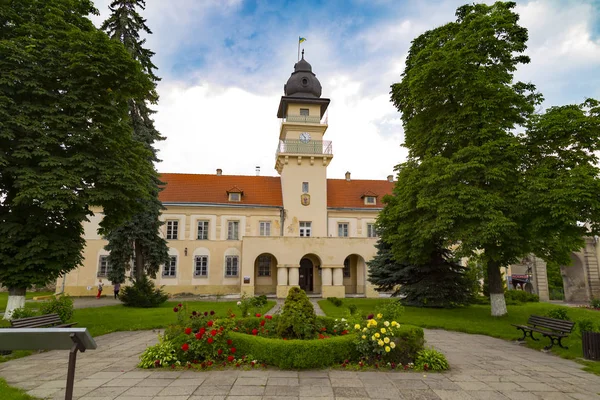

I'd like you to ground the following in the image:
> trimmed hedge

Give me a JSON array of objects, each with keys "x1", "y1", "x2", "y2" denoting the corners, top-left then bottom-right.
[
  {"x1": 229, "y1": 331, "x2": 358, "y2": 369},
  {"x1": 234, "y1": 315, "x2": 338, "y2": 337},
  {"x1": 393, "y1": 325, "x2": 425, "y2": 364}
]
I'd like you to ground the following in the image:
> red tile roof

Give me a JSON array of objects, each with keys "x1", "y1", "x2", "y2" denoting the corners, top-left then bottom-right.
[{"x1": 158, "y1": 173, "x2": 394, "y2": 209}]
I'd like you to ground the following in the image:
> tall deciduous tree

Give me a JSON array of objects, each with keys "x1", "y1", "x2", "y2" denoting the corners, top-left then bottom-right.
[
  {"x1": 383, "y1": 1, "x2": 600, "y2": 316},
  {"x1": 101, "y1": 0, "x2": 169, "y2": 283},
  {"x1": 0, "y1": 0, "x2": 155, "y2": 318}
]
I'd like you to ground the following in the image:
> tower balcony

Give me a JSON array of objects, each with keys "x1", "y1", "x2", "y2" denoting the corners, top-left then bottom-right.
[
  {"x1": 276, "y1": 139, "x2": 332, "y2": 156},
  {"x1": 280, "y1": 114, "x2": 327, "y2": 124}
]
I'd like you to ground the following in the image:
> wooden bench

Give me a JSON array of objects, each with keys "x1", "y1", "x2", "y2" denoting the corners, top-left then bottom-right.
[
  {"x1": 10, "y1": 313, "x2": 77, "y2": 329},
  {"x1": 512, "y1": 315, "x2": 574, "y2": 350}
]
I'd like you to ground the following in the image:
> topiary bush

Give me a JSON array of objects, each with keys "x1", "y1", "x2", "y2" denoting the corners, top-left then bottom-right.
[
  {"x1": 120, "y1": 275, "x2": 169, "y2": 308},
  {"x1": 39, "y1": 295, "x2": 74, "y2": 322},
  {"x1": 327, "y1": 297, "x2": 343, "y2": 307},
  {"x1": 276, "y1": 287, "x2": 316, "y2": 339}
]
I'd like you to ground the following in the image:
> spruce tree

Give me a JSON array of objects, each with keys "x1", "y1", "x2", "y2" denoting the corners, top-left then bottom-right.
[{"x1": 101, "y1": 0, "x2": 169, "y2": 282}]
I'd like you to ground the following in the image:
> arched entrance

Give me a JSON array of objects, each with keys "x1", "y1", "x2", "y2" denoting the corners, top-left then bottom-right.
[
  {"x1": 343, "y1": 254, "x2": 367, "y2": 294},
  {"x1": 561, "y1": 253, "x2": 588, "y2": 303},
  {"x1": 254, "y1": 253, "x2": 277, "y2": 295},
  {"x1": 299, "y1": 254, "x2": 321, "y2": 294}
]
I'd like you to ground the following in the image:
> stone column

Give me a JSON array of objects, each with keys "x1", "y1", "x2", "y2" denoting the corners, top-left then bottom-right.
[
  {"x1": 288, "y1": 265, "x2": 300, "y2": 286},
  {"x1": 322, "y1": 266, "x2": 345, "y2": 298},
  {"x1": 277, "y1": 265, "x2": 288, "y2": 286},
  {"x1": 333, "y1": 268, "x2": 343, "y2": 286},
  {"x1": 531, "y1": 256, "x2": 549, "y2": 302},
  {"x1": 321, "y1": 268, "x2": 332, "y2": 286}
]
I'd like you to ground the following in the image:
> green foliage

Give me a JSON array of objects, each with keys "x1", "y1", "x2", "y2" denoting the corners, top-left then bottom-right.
[
  {"x1": 327, "y1": 297, "x2": 343, "y2": 307},
  {"x1": 348, "y1": 304, "x2": 358, "y2": 316},
  {"x1": 375, "y1": 299, "x2": 404, "y2": 321},
  {"x1": 504, "y1": 291, "x2": 539, "y2": 304},
  {"x1": 138, "y1": 335, "x2": 179, "y2": 368},
  {"x1": 39, "y1": 296, "x2": 74, "y2": 322},
  {"x1": 119, "y1": 276, "x2": 168, "y2": 308},
  {"x1": 249, "y1": 295, "x2": 268, "y2": 309},
  {"x1": 276, "y1": 288, "x2": 317, "y2": 339},
  {"x1": 229, "y1": 331, "x2": 357, "y2": 369},
  {"x1": 578, "y1": 319, "x2": 596, "y2": 334},
  {"x1": 414, "y1": 348, "x2": 449, "y2": 371},
  {"x1": 546, "y1": 262, "x2": 565, "y2": 300},
  {"x1": 0, "y1": 377, "x2": 39, "y2": 400},
  {"x1": 9, "y1": 308, "x2": 37, "y2": 320},
  {"x1": 547, "y1": 308, "x2": 570, "y2": 321},
  {"x1": 0, "y1": 0, "x2": 155, "y2": 305},
  {"x1": 591, "y1": 298, "x2": 600, "y2": 309},
  {"x1": 236, "y1": 294, "x2": 266, "y2": 317}
]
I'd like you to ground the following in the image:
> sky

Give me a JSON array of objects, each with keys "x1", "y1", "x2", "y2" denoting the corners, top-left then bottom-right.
[{"x1": 90, "y1": 0, "x2": 600, "y2": 181}]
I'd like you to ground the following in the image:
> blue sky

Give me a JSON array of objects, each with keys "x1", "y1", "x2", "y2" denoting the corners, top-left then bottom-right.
[{"x1": 91, "y1": 0, "x2": 600, "y2": 180}]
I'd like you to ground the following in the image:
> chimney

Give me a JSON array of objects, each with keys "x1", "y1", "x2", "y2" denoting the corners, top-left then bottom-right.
[
  {"x1": 256, "y1": 166, "x2": 260, "y2": 176},
  {"x1": 387, "y1": 175, "x2": 393, "y2": 182},
  {"x1": 216, "y1": 168, "x2": 222, "y2": 176},
  {"x1": 345, "y1": 171, "x2": 351, "y2": 181}
]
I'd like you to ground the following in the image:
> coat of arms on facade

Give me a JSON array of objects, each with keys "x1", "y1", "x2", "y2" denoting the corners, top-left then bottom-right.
[{"x1": 301, "y1": 194, "x2": 310, "y2": 206}]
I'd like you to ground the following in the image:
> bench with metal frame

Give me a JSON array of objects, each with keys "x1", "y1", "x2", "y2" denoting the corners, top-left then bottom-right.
[
  {"x1": 10, "y1": 313, "x2": 77, "y2": 328},
  {"x1": 0, "y1": 328, "x2": 96, "y2": 400},
  {"x1": 512, "y1": 314, "x2": 574, "y2": 350}
]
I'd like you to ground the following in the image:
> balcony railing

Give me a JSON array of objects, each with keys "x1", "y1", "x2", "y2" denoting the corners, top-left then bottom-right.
[
  {"x1": 281, "y1": 114, "x2": 324, "y2": 124},
  {"x1": 276, "y1": 139, "x2": 332, "y2": 156}
]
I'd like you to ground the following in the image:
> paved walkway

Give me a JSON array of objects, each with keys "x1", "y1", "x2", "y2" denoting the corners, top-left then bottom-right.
[{"x1": 1, "y1": 328, "x2": 600, "y2": 400}]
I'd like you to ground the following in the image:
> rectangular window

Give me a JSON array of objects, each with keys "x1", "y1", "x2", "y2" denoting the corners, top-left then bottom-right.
[
  {"x1": 225, "y1": 256, "x2": 239, "y2": 277},
  {"x1": 228, "y1": 221, "x2": 239, "y2": 240},
  {"x1": 194, "y1": 255, "x2": 208, "y2": 277},
  {"x1": 259, "y1": 221, "x2": 271, "y2": 236},
  {"x1": 197, "y1": 220, "x2": 209, "y2": 240},
  {"x1": 367, "y1": 223, "x2": 377, "y2": 238},
  {"x1": 343, "y1": 259, "x2": 351, "y2": 278},
  {"x1": 302, "y1": 182, "x2": 309, "y2": 193},
  {"x1": 229, "y1": 193, "x2": 241, "y2": 202},
  {"x1": 300, "y1": 108, "x2": 309, "y2": 116},
  {"x1": 257, "y1": 255, "x2": 271, "y2": 277},
  {"x1": 299, "y1": 221, "x2": 312, "y2": 237},
  {"x1": 163, "y1": 256, "x2": 177, "y2": 277},
  {"x1": 97, "y1": 256, "x2": 112, "y2": 277},
  {"x1": 338, "y1": 223, "x2": 349, "y2": 237},
  {"x1": 166, "y1": 220, "x2": 178, "y2": 240},
  {"x1": 365, "y1": 196, "x2": 376, "y2": 205}
]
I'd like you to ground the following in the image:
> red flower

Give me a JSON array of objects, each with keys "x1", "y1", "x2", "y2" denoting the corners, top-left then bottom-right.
[
  {"x1": 199, "y1": 328, "x2": 206, "y2": 335},
  {"x1": 173, "y1": 307, "x2": 178, "y2": 312},
  {"x1": 195, "y1": 332, "x2": 202, "y2": 340},
  {"x1": 227, "y1": 339, "x2": 233, "y2": 346},
  {"x1": 207, "y1": 320, "x2": 214, "y2": 327},
  {"x1": 321, "y1": 327, "x2": 326, "y2": 331},
  {"x1": 252, "y1": 329, "x2": 258, "y2": 335},
  {"x1": 318, "y1": 334, "x2": 325, "y2": 339},
  {"x1": 207, "y1": 337, "x2": 214, "y2": 344},
  {"x1": 210, "y1": 310, "x2": 215, "y2": 315},
  {"x1": 255, "y1": 313, "x2": 261, "y2": 317},
  {"x1": 184, "y1": 327, "x2": 192, "y2": 335},
  {"x1": 192, "y1": 311, "x2": 197, "y2": 316},
  {"x1": 265, "y1": 315, "x2": 272, "y2": 320},
  {"x1": 260, "y1": 320, "x2": 265, "y2": 326},
  {"x1": 207, "y1": 361, "x2": 213, "y2": 366},
  {"x1": 230, "y1": 347, "x2": 236, "y2": 354},
  {"x1": 219, "y1": 327, "x2": 224, "y2": 332},
  {"x1": 218, "y1": 349, "x2": 223, "y2": 355},
  {"x1": 178, "y1": 303, "x2": 182, "y2": 307},
  {"x1": 210, "y1": 329, "x2": 217, "y2": 336},
  {"x1": 181, "y1": 343, "x2": 189, "y2": 352},
  {"x1": 204, "y1": 311, "x2": 208, "y2": 316},
  {"x1": 227, "y1": 355, "x2": 234, "y2": 362}
]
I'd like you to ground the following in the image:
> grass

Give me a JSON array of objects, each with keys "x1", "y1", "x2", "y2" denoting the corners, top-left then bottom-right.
[
  {"x1": 319, "y1": 298, "x2": 600, "y2": 374},
  {"x1": 0, "y1": 292, "x2": 54, "y2": 313},
  {"x1": 0, "y1": 378, "x2": 38, "y2": 400}
]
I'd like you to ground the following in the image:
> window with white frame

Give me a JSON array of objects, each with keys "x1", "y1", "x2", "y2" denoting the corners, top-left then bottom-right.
[
  {"x1": 97, "y1": 255, "x2": 112, "y2": 277},
  {"x1": 166, "y1": 220, "x2": 178, "y2": 240},
  {"x1": 225, "y1": 255, "x2": 239, "y2": 277},
  {"x1": 299, "y1": 221, "x2": 312, "y2": 237},
  {"x1": 228, "y1": 192, "x2": 241, "y2": 202},
  {"x1": 364, "y1": 196, "x2": 376, "y2": 205},
  {"x1": 257, "y1": 255, "x2": 271, "y2": 277},
  {"x1": 259, "y1": 221, "x2": 271, "y2": 236},
  {"x1": 367, "y1": 223, "x2": 377, "y2": 238},
  {"x1": 197, "y1": 220, "x2": 209, "y2": 240},
  {"x1": 338, "y1": 223, "x2": 349, "y2": 237},
  {"x1": 163, "y1": 255, "x2": 177, "y2": 277},
  {"x1": 302, "y1": 182, "x2": 309, "y2": 193},
  {"x1": 228, "y1": 221, "x2": 239, "y2": 240},
  {"x1": 194, "y1": 255, "x2": 208, "y2": 277},
  {"x1": 343, "y1": 258, "x2": 351, "y2": 278}
]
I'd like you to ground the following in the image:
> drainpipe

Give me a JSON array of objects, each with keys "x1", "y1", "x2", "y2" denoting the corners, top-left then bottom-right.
[{"x1": 280, "y1": 207, "x2": 285, "y2": 236}]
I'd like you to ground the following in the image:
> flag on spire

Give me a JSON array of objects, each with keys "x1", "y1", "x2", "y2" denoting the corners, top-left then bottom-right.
[{"x1": 299, "y1": 37, "x2": 307, "y2": 44}]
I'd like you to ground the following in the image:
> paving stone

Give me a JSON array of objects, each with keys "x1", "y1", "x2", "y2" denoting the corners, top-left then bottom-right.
[
  {"x1": 263, "y1": 396, "x2": 301, "y2": 400},
  {"x1": 200, "y1": 376, "x2": 236, "y2": 386},
  {"x1": 121, "y1": 385, "x2": 164, "y2": 396},
  {"x1": 158, "y1": 384, "x2": 200, "y2": 396},
  {"x1": 433, "y1": 389, "x2": 476, "y2": 399},
  {"x1": 103, "y1": 378, "x2": 144, "y2": 387},
  {"x1": 267, "y1": 377, "x2": 299, "y2": 386},
  {"x1": 497, "y1": 392, "x2": 540, "y2": 400},
  {"x1": 392, "y1": 379, "x2": 429, "y2": 390},
  {"x1": 81, "y1": 385, "x2": 129, "y2": 397},
  {"x1": 425, "y1": 381, "x2": 463, "y2": 390},
  {"x1": 333, "y1": 386, "x2": 370, "y2": 397},
  {"x1": 364, "y1": 385, "x2": 400, "y2": 398},
  {"x1": 233, "y1": 376, "x2": 267, "y2": 386},
  {"x1": 193, "y1": 385, "x2": 231, "y2": 396},
  {"x1": 264, "y1": 385, "x2": 300, "y2": 396},
  {"x1": 331, "y1": 378, "x2": 364, "y2": 387},
  {"x1": 26, "y1": 387, "x2": 63, "y2": 398},
  {"x1": 188, "y1": 396, "x2": 226, "y2": 400},
  {"x1": 467, "y1": 391, "x2": 510, "y2": 400},
  {"x1": 486, "y1": 382, "x2": 527, "y2": 392},
  {"x1": 134, "y1": 378, "x2": 175, "y2": 387},
  {"x1": 299, "y1": 377, "x2": 331, "y2": 386},
  {"x1": 153, "y1": 397, "x2": 191, "y2": 400},
  {"x1": 397, "y1": 389, "x2": 442, "y2": 400},
  {"x1": 299, "y1": 385, "x2": 334, "y2": 397}
]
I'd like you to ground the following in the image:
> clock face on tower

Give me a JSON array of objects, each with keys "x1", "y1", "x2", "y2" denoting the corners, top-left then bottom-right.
[{"x1": 299, "y1": 132, "x2": 311, "y2": 143}]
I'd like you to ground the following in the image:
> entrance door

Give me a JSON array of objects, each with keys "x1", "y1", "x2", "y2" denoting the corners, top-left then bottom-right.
[{"x1": 299, "y1": 258, "x2": 313, "y2": 292}]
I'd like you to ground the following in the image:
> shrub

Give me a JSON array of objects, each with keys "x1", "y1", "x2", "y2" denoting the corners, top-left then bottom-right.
[
  {"x1": 39, "y1": 295, "x2": 74, "y2": 322},
  {"x1": 229, "y1": 331, "x2": 357, "y2": 369},
  {"x1": 249, "y1": 295, "x2": 268, "y2": 309},
  {"x1": 578, "y1": 319, "x2": 596, "y2": 334},
  {"x1": 348, "y1": 304, "x2": 358, "y2": 316},
  {"x1": 9, "y1": 307, "x2": 37, "y2": 320},
  {"x1": 414, "y1": 348, "x2": 449, "y2": 371},
  {"x1": 591, "y1": 298, "x2": 600, "y2": 309},
  {"x1": 139, "y1": 335, "x2": 179, "y2": 368},
  {"x1": 327, "y1": 297, "x2": 343, "y2": 307},
  {"x1": 376, "y1": 299, "x2": 404, "y2": 321},
  {"x1": 504, "y1": 291, "x2": 539, "y2": 303},
  {"x1": 120, "y1": 275, "x2": 169, "y2": 308},
  {"x1": 547, "y1": 308, "x2": 570, "y2": 321},
  {"x1": 276, "y1": 288, "x2": 316, "y2": 339}
]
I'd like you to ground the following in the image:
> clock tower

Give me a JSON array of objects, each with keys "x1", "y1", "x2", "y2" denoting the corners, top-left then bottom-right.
[{"x1": 275, "y1": 53, "x2": 331, "y2": 237}]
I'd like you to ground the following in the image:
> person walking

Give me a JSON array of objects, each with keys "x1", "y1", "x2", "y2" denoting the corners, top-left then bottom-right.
[
  {"x1": 113, "y1": 282, "x2": 121, "y2": 299},
  {"x1": 96, "y1": 279, "x2": 104, "y2": 299}
]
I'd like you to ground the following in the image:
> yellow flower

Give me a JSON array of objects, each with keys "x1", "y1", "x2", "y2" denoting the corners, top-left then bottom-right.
[
  {"x1": 363, "y1": 327, "x2": 367, "y2": 332},
  {"x1": 377, "y1": 313, "x2": 383, "y2": 319},
  {"x1": 362, "y1": 335, "x2": 366, "y2": 339},
  {"x1": 375, "y1": 333, "x2": 380, "y2": 338},
  {"x1": 371, "y1": 335, "x2": 376, "y2": 341},
  {"x1": 380, "y1": 328, "x2": 386, "y2": 334},
  {"x1": 390, "y1": 342, "x2": 396, "y2": 349},
  {"x1": 378, "y1": 340, "x2": 384, "y2": 346},
  {"x1": 354, "y1": 324, "x2": 361, "y2": 330},
  {"x1": 384, "y1": 321, "x2": 390, "y2": 327},
  {"x1": 385, "y1": 346, "x2": 391, "y2": 352},
  {"x1": 384, "y1": 337, "x2": 390, "y2": 344},
  {"x1": 371, "y1": 320, "x2": 377, "y2": 327},
  {"x1": 391, "y1": 321, "x2": 398, "y2": 327}
]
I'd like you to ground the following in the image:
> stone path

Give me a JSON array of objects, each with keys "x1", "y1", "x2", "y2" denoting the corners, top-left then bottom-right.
[{"x1": 2, "y1": 328, "x2": 600, "y2": 399}]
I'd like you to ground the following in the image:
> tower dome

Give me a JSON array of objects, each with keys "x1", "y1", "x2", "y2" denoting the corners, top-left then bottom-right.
[{"x1": 283, "y1": 52, "x2": 322, "y2": 98}]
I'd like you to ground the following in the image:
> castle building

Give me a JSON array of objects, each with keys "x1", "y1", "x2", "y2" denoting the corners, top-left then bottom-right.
[{"x1": 61, "y1": 55, "x2": 394, "y2": 299}]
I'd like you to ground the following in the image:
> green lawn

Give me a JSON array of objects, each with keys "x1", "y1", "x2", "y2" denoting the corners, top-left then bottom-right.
[
  {"x1": 0, "y1": 378, "x2": 38, "y2": 400},
  {"x1": 319, "y1": 298, "x2": 600, "y2": 374},
  {"x1": 0, "y1": 292, "x2": 54, "y2": 313}
]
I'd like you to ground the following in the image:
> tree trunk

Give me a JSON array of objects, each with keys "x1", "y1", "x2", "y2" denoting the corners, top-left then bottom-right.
[
  {"x1": 487, "y1": 260, "x2": 507, "y2": 316},
  {"x1": 3, "y1": 287, "x2": 26, "y2": 320},
  {"x1": 134, "y1": 239, "x2": 144, "y2": 282}
]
